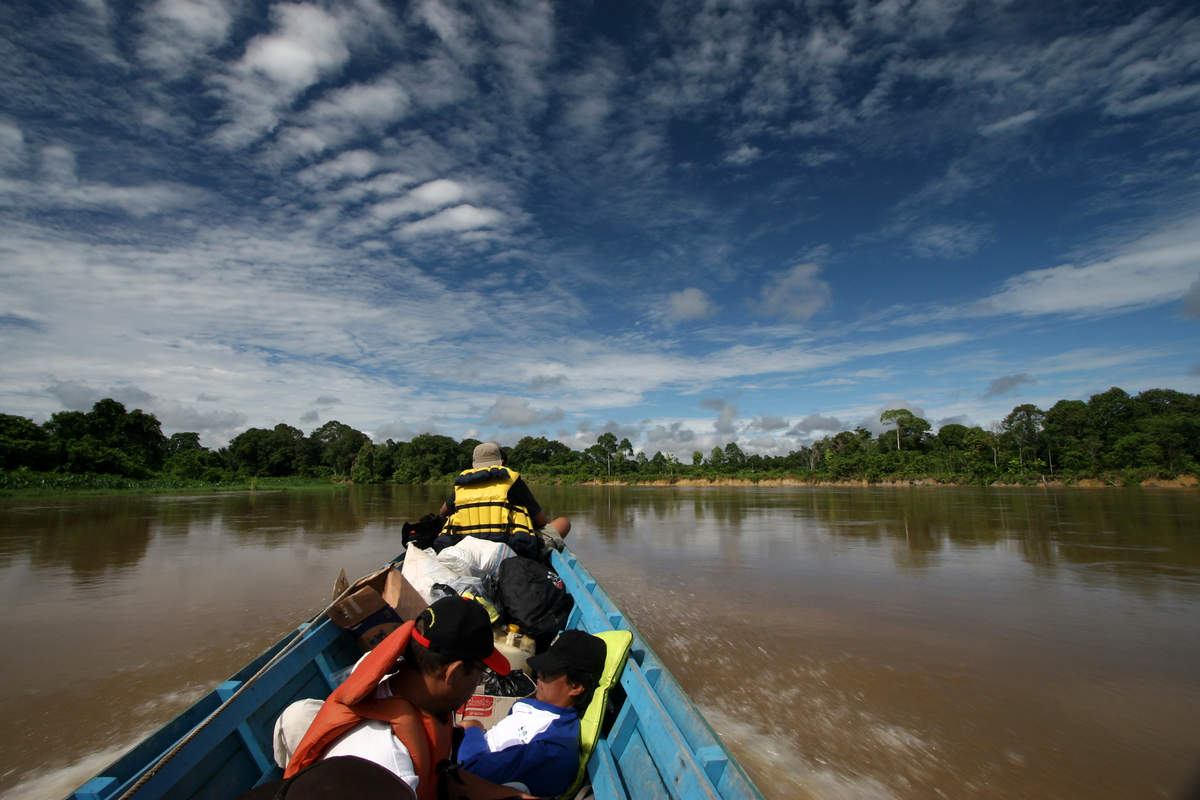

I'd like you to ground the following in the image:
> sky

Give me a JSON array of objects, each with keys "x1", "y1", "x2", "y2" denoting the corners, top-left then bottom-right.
[{"x1": 2, "y1": 0, "x2": 1199, "y2": 458}]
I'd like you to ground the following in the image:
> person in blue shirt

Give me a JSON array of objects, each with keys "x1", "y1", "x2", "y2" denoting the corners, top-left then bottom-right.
[{"x1": 457, "y1": 631, "x2": 606, "y2": 797}]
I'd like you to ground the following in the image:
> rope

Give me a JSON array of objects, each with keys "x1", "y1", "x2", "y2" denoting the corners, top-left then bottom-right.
[{"x1": 115, "y1": 563, "x2": 392, "y2": 799}]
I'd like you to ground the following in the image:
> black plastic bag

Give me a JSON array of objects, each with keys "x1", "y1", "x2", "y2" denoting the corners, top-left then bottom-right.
[
  {"x1": 483, "y1": 669, "x2": 535, "y2": 697},
  {"x1": 402, "y1": 513, "x2": 445, "y2": 549},
  {"x1": 495, "y1": 558, "x2": 574, "y2": 649}
]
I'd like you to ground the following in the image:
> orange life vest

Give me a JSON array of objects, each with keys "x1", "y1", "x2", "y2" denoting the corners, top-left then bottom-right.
[{"x1": 284, "y1": 622, "x2": 452, "y2": 800}]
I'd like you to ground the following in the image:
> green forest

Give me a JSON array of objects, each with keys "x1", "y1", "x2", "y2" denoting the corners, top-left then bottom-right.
[{"x1": 2, "y1": 387, "x2": 1198, "y2": 491}]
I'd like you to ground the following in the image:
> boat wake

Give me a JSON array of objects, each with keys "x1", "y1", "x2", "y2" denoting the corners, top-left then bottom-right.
[
  {"x1": 699, "y1": 704, "x2": 901, "y2": 800},
  {"x1": 3, "y1": 731, "x2": 153, "y2": 800}
]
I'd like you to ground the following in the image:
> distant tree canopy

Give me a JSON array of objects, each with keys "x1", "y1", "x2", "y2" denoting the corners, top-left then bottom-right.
[
  {"x1": 6, "y1": 398, "x2": 168, "y2": 477},
  {"x1": 2, "y1": 387, "x2": 1199, "y2": 487}
]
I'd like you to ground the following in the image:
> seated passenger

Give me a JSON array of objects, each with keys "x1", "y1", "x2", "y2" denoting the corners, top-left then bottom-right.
[
  {"x1": 438, "y1": 442, "x2": 571, "y2": 560},
  {"x1": 280, "y1": 596, "x2": 530, "y2": 800},
  {"x1": 457, "y1": 631, "x2": 607, "y2": 797}
]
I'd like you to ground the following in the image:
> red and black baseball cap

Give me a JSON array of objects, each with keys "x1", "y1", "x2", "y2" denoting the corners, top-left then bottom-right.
[{"x1": 411, "y1": 596, "x2": 510, "y2": 675}]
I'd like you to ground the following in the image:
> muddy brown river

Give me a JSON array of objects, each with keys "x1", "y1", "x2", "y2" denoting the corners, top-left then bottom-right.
[{"x1": 1, "y1": 484, "x2": 1197, "y2": 799}]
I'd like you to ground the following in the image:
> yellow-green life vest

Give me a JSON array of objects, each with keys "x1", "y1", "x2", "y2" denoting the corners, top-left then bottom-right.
[{"x1": 446, "y1": 466, "x2": 535, "y2": 541}]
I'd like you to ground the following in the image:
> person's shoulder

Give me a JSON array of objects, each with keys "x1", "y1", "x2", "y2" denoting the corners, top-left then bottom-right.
[{"x1": 509, "y1": 474, "x2": 537, "y2": 494}]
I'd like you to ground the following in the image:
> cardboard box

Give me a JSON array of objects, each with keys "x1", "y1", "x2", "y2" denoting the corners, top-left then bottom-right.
[
  {"x1": 456, "y1": 693, "x2": 520, "y2": 730},
  {"x1": 327, "y1": 566, "x2": 429, "y2": 650}
]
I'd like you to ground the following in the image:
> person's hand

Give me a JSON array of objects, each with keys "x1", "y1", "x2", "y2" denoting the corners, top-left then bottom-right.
[
  {"x1": 439, "y1": 764, "x2": 541, "y2": 799},
  {"x1": 459, "y1": 720, "x2": 484, "y2": 730}
]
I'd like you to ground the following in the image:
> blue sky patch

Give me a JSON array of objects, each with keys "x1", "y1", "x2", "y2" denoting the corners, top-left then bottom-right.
[{"x1": 1, "y1": 0, "x2": 1198, "y2": 455}]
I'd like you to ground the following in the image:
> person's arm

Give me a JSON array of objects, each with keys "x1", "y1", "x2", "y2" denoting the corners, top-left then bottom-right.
[
  {"x1": 456, "y1": 724, "x2": 491, "y2": 764},
  {"x1": 459, "y1": 738, "x2": 576, "y2": 798}
]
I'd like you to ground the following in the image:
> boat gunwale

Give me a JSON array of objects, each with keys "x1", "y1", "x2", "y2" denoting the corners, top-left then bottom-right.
[{"x1": 69, "y1": 547, "x2": 765, "y2": 800}]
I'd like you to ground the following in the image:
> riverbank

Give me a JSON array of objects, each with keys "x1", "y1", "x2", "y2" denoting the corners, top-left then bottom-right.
[
  {"x1": 5, "y1": 470, "x2": 1197, "y2": 496},
  {"x1": 568, "y1": 474, "x2": 1200, "y2": 489},
  {"x1": 0, "y1": 471, "x2": 346, "y2": 496}
]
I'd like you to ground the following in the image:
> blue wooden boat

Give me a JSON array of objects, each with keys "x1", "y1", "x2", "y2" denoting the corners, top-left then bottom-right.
[{"x1": 69, "y1": 547, "x2": 764, "y2": 800}]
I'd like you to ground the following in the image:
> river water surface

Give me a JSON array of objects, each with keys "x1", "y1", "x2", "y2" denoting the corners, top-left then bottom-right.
[{"x1": 1, "y1": 485, "x2": 1197, "y2": 799}]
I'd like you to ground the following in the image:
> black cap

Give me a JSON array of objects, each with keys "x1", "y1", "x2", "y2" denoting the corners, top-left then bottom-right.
[
  {"x1": 236, "y1": 756, "x2": 416, "y2": 799},
  {"x1": 527, "y1": 630, "x2": 606, "y2": 687},
  {"x1": 411, "y1": 596, "x2": 510, "y2": 675}
]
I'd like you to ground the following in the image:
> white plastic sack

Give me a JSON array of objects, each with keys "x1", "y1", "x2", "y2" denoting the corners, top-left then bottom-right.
[
  {"x1": 273, "y1": 698, "x2": 323, "y2": 768},
  {"x1": 401, "y1": 542, "x2": 483, "y2": 603},
  {"x1": 435, "y1": 536, "x2": 516, "y2": 579}
]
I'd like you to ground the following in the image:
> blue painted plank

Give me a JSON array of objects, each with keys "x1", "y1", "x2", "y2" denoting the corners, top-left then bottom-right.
[
  {"x1": 553, "y1": 549, "x2": 764, "y2": 800},
  {"x1": 67, "y1": 620, "x2": 345, "y2": 799},
  {"x1": 235, "y1": 720, "x2": 273, "y2": 774},
  {"x1": 618, "y1": 662, "x2": 720, "y2": 800},
  {"x1": 586, "y1": 740, "x2": 629, "y2": 800},
  {"x1": 608, "y1": 700, "x2": 639, "y2": 758},
  {"x1": 694, "y1": 746, "x2": 728, "y2": 787},
  {"x1": 73, "y1": 777, "x2": 115, "y2": 800},
  {"x1": 614, "y1": 729, "x2": 673, "y2": 800}
]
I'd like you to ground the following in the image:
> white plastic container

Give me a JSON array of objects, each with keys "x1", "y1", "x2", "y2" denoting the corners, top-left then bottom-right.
[
  {"x1": 494, "y1": 624, "x2": 536, "y2": 674},
  {"x1": 494, "y1": 635, "x2": 530, "y2": 674}
]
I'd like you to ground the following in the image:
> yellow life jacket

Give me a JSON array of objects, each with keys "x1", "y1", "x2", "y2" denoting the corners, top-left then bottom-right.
[{"x1": 446, "y1": 466, "x2": 535, "y2": 542}]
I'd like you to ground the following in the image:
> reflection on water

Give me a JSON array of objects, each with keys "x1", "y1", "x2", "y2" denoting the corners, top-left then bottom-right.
[
  {"x1": 1, "y1": 485, "x2": 1198, "y2": 799},
  {"x1": 541, "y1": 485, "x2": 1200, "y2": 594}
]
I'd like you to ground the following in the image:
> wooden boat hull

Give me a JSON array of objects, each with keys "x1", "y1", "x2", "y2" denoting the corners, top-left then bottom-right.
[{"x1": 69, "y1": 548, "x2": 763, "y2": 800}]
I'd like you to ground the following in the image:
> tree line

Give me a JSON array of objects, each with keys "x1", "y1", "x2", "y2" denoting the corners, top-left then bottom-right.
[{"x1": 1, "y1": 387, "x2": 1197, "y2": 488}]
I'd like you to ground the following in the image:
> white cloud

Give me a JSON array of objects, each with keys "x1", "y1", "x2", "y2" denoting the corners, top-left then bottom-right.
[
  {"x1": 373, "y1": 179, "x2": 468, "y2": 221},
  {"x1": 0, "y1": 174, "x2": 201, "y2": 218},
  {"x1": 398, "y1": 204, "x2": 504, "y2": 237},
  {"x1": 210, "y1": 3, "x2": 352, "y2": 148},
  {"x1": 979, "y1": 110, "x2": 1039, "y2": 136},
  {"x1": 1105, "y1": 83, "x2": 1200, "y2": 117},
  {"x1": 911, "y1": 222, "x2": 992, "y2": 259},
  {"x1": 308, "y1": 78, "x2": 409, "y2": 126},
  {"x1": 40, "y1": 145, "x2": 77, "y2": 183},
  {"x1": 787, "y1": 413, "x2": 844, "y2": 437},
  {"x1": 665, "y1": 287, "x2": 715, "y2": 323},
  {"x1": 45, "y1": 380, "x2": 112, "y2": 410},
  {"x1": 750, "y1": 415, "x2": 789, "y2": 432},
  {"x1": 724, "y1": 144, "x2": 761, "y2": 166},
  {"x1": 43, "y1": 379, "x2": 248, "y2": 443},
  {"x1": 529, "y1": 374, "x2": 567, "y2": 391},
  {"x1": 482, "y1": 397, "x2": 564, "y2": 428},
  {"x1": 1184, "y1": 276, "x2": 1200, "y2": 319},
  {"x1": 276, "y1": 76, "x2": 412, "y2": 159},
  {"x1": 799, "y1": 149, "x2": 841, "y2": 167},
  {"x1": 240, "y1": 5, "x2": 347, "y2": 87},
  {"x1": 760, "y1": 263, "x2": 832, "y2": 322},
  {"x1": 297, "y1": 150, "x2": 383, "y2": 187},
  {"x1": 558, "y1": 54, "x2": 619, "y2": 132},
  {"x1": 700, "y1": 398, "x2": 738, "y2": 435},
  {"x1": 980, "y1": 217, "x2": 1200, "y2": 317},
  {"x1": 644, "y1": 421, "x2": 697, "y2": 449},
  {"x1": 415, "y1": 0, "x2": 475, "y2": 63},
  {"x1": 0, "y1": 121, "x2": 25, "y2": 169},
  {"x1": 138, "y1": 0, "x2": 234, "y2": 76}
]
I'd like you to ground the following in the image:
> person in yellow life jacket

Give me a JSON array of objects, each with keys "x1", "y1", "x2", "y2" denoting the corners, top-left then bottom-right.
[
  {"x1": 437, "y1": 442, "x2": 570, "y2": 560},
  {"x1": 278, "y1": 597, "x2": 537, "y2": 800}
]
